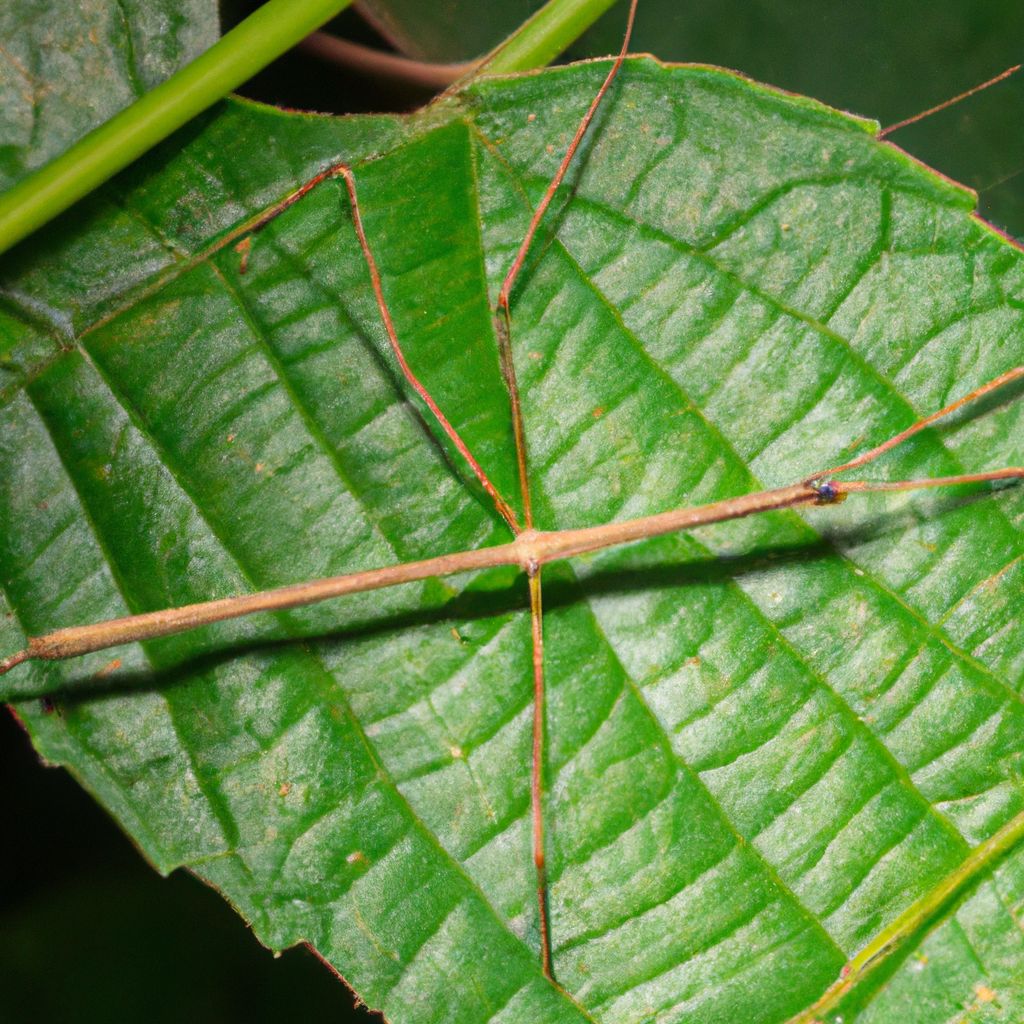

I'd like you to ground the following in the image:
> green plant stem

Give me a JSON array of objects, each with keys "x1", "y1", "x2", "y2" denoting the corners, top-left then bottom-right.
[
  {"x1": 0, "y1": 0, "x2": 356, "y2": 258},
  {"x1": 788, "y1": 805, "x2": 1024, "y2": 1023},
  {"x1": 475, "y1": 0, "x2": 622, "y2": 77}
]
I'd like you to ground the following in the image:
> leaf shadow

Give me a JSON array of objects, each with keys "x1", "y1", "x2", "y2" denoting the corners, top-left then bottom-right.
[
  {"x1": 24, "y1": 477, "x2": 1014, "y2": 711},
  {"x1": 31, "y1": 534, "x2": 831, "y2": 710}
]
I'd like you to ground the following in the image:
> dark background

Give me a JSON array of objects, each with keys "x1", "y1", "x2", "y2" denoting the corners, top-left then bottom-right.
[{"x1": 4, "y1": 1, "x2": 1023, "y2": 1021}]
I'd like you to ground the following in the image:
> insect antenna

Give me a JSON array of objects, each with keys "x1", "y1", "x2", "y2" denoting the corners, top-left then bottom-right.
[
  {"x1": 879, "y1": 63, "x2": 1023, "y2": 138},
  {"x1": 806, "y1": 366, "x2": 1024, "y2": 490},
  {"x1": 835, "y1": 466, "x2": 1024, "y2": 495}
]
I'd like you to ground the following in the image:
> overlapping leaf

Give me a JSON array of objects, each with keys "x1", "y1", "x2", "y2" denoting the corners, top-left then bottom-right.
[
  {"x1": 2, "y1": 59, "x2": 1023, "y2": 1023},
  {"x1": 0, "y1": 0, "x2": 217, "y2": 192}
]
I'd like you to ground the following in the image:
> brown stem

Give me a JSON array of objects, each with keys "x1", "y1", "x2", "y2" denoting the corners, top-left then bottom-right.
[{"x1": 297, "y1": 33, "x2": 477, "y2": 90}]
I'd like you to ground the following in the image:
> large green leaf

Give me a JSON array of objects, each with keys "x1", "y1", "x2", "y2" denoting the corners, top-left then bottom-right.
[
  {"x1": 0, "y1": 0, "x2": 218, "y2": 192},
  {"x1": 2, "y1": 59, "x2": 1024, "y2": 1023}
]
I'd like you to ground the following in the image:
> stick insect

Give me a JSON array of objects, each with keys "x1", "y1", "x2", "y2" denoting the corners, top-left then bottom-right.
[{"x1": 4, "y1": 0, "x2": 1024, "y2": 992}]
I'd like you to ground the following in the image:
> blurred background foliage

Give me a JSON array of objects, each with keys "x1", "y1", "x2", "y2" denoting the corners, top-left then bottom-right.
[{"x1": 3, "y1": 1, "x2": 1022, "y2": 1021}]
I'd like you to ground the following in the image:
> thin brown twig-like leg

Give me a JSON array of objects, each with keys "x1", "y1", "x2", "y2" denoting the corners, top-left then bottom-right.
[
  {"x1": 496, "y1": 0, "x2": 639, "y2": 315},
  {"x1": 0, "y1": 650, "x2": 28, "y2": 676},
  {"x1": 491, "y1": 0, "x2": 639, "y2": 975},
  {"x1": 527, "y1": 565, "x2": 552, "y2": 977},
  {"x1": 807, "y1": 366, "x2": 1024, "y2": 483},
  {"x1": 879, "y1": 63, "x2": 1023, "y2": 138},
  {"x1": 246, "y1": 163, "x2": 521, "y2": 533},
  {"x1": 492, "y1": 0, "x2": 639, "y2": 528},
  {"x1": 335, "y1": 166, "x2": 522, "y2": 533},
  {"x1": 841, "y1": 467, "x2": 1024, "y2": 494},
  {"x1": 495, "y1": 307, "x2": 535, "y2": 529}
]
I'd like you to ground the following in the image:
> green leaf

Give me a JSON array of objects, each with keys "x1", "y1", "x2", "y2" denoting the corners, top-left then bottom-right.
[
  {"x1": 2, "y1": 59, "x2": 1024, "y2": 1023},
  {"x1": 0, "y1": 0, "x2": 218, "y2": 192}
]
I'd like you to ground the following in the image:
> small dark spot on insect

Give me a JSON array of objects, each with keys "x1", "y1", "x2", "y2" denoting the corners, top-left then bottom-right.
[
  {"x1": 809, "y1": 478, "x2": 844, "y2": 505},
  {"x1": 40, "y1": 696, "x2": 59, "y2": 715}
]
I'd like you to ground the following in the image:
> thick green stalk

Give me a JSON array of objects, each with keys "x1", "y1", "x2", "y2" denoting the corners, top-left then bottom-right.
[
  {"x1": 475, "y1": 0, "x2": 622, "y2": 76},
  {"x1": 0, "y1": 0, "x2": 355, "y2": 257}
]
